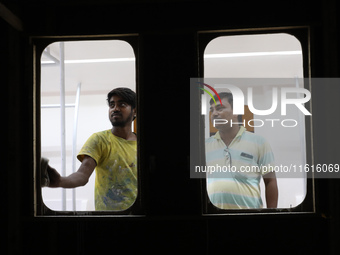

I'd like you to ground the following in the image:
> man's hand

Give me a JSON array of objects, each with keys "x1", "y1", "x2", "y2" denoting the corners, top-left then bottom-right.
[
  {"x1": 47, "y1": 165, "x2": 62, "y2": 188},
  {"x1": 263, "y1": 171, "x2": 278, "y2": 208},
  {"x1": 45, "y1": 155, "x2": 96, "y2": 189}
]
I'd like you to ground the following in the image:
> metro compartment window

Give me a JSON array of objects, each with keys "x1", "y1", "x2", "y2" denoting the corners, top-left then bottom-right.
[
  {"x1": 38, "y1": 39, "x2": 138, "y2": 213},
  {"x1": 200, "y1": 32, "x2": 311, "y2": 211}
]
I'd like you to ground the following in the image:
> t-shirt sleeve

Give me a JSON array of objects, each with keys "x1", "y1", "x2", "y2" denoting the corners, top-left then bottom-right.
[
  {"x1": 257, "y1": 138, "x2": 275, "y2": 175},
  {"x1": 77, "y1": 133, "x2": 103, "y2": 164}
]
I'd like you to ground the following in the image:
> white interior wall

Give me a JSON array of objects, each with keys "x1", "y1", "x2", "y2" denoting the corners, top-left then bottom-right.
[{"x1": 204, "y1": 33, "x2": 307, "y2": 208}]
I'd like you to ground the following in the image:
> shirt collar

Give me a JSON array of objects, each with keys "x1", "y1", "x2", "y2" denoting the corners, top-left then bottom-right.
[{"x1": 214, "y1": 126, "x2": 246, "y2": 141}]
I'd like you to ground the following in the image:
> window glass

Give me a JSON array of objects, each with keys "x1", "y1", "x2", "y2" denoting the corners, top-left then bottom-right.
[
  {"x1": 40, "y1": 40, "x2": 136, "y2": 211},
  {"x1": 203, "y1": 33, "x2": 306, "y2": 209}
]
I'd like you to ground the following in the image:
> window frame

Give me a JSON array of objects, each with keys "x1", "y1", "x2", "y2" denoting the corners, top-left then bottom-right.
[
  {"x1": 33, "y1": 34, "x2": 144, "y2": 216},
  {"x1": 197, "y1": 26, "x2": 315, "y2": 215}
]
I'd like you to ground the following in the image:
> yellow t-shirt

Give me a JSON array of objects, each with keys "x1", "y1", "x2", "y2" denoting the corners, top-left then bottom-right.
[{"x1": 77, "y1": 130, "x2": 137, "y2": 211}]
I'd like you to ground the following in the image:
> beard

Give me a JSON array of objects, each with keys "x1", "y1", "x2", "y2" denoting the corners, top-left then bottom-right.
[{"x1": 110, "y1": 111, "x2": 134, "y2": 127}]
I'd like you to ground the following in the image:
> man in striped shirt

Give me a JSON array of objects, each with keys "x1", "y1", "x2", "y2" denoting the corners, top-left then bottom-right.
[{"x1": 206, "y1": 92, "x2": 278, "y2": 209}]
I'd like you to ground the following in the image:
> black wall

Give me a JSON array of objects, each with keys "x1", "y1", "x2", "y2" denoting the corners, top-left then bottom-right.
[{"x1": 4, "y1": 0, "x2": 340, "y2": 254}]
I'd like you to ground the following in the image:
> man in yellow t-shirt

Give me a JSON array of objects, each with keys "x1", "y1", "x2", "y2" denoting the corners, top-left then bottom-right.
[{"x1": 45, "y1": 87, "x2": 137, "y2": 211}]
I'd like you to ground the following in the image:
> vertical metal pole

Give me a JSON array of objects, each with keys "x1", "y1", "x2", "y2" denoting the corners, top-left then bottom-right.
[
  {"x1": 295, "y1": 77, "x2": 307, "y2": 166},
  {"x1": 60, "y1": 42, "x2": 66, "y2": 211},
  {"x1": 72, "y1": 82, "x2": 81, "y2": 211},
  {"x1": 295, "y1": 77, "x2": 307, "y2": 196}
]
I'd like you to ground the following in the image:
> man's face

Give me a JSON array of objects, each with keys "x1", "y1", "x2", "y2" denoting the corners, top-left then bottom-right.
[
  {"x1": 210, "y1": 98, "x2": 238, "y2": 129},
  {"x1": 108, "y1": 95, "x2": 135, "y2": 127}
]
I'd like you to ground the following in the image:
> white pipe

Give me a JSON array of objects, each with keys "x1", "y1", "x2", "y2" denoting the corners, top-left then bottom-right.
[
  {"x1": 42, "y1": 49, "x2": 60, "y2": 65},
  {"x1": 59, "y1": 42, "x2": 66, "y2": 211},
  {"x1": 295, "y1": 77, "x2": 307, "y2": 195},
  {"x1": 72, "y1": 82, "x2": 81, "y2": 211},
  {"x1": 295, "y1": 77, "x2": 307, "y2": 167}
]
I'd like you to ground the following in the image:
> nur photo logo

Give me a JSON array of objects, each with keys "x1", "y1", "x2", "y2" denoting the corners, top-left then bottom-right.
[{"x1": 198, "y1": 80, "x2": 311, "y2": 128}]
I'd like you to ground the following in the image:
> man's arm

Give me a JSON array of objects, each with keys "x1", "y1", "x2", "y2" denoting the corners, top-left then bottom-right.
[
  {"x1": 263, "y1": 171, "x2": 278, "y2": 208},
  {"x1": 47, "y1": 155, "x2": 96, "y2": 188}
]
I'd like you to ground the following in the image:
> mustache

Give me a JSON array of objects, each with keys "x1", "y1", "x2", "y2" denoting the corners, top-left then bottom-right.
[
  {"x1": 211, "y1": 116, "x2": 221, "y2": 121},
  {"x1": 111, "y1": 112, "x2": 122, "y2": 117}
]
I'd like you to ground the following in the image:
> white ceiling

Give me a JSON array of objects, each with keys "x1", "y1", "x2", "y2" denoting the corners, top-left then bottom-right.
[
  {"x1": 204, "y1": 33, "x2": 302, "y2": 54},
  {"x1": 204, "y1": 33, "x2": 303, "y2": 79},
  {"x1": 41, "y1": 40, "x2": 136, "y2": 97},
  {"x1": 40, "y1": 33, "x2": 303, "y2": 97}
]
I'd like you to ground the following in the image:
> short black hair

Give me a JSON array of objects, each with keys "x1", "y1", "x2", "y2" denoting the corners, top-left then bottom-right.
[
  {"x1": 107, "y1": 87, "x2": 136, "y2": 109},
  {"x1": 209, "y1": 92, "x2": 233, "y2": 108}
]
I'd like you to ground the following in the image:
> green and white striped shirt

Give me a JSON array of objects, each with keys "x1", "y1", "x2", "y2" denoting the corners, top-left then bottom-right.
[{"x1": 206, "y1": 126, "x2": 275, "y2": 209}]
